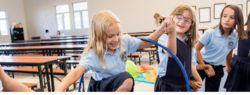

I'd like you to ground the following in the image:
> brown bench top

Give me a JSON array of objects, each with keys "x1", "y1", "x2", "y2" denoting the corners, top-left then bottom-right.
[{"x1": 3, "y1": 66, "x2": 71, "y2": 74}]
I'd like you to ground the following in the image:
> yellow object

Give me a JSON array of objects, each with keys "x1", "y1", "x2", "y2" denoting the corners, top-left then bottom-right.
[{"x1": 144, "y1": 71, "x2": 157, "y2": 82}]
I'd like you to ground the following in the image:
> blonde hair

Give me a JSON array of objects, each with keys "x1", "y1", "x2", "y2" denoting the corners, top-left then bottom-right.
[
  {"x1": 170, "y1": 5, "x2": 197, "y2": 48},
  {"x1": 83, "y1": 10, "x2": 122, "y2": 69},
  {"x1": 154, "y1": 13, "x2": 164, "y2": 26}
]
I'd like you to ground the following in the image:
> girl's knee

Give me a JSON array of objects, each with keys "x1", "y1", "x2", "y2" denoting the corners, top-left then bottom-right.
[
  {"x1": 120, "y1": 78, "x2": 134, "y2": 91},
  {"x1": 124, "y1": 78, "x2": 134, "y2": 86}
]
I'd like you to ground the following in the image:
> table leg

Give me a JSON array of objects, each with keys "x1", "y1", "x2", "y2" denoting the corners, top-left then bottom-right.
[
  {"x1": 38, "y1": 66, "x2": 44, "y2": 91},
  {"x1": 49, "y1": 63, "x2": 55, "y2": 91},
  {"x1": 45, "y1": 64, "x2": 51, "y2": 91}
]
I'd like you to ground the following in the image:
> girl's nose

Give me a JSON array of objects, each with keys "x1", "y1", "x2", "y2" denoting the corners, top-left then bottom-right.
[{"x1": 113, "y1": 35, "x2": 119, "y2": 41}]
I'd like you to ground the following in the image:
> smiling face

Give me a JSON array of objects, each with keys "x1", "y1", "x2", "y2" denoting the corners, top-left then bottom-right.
[
  {"x1": 174, "y1": 10, "x2": 192, "y2": 35},
  {"x1": 220, "y1": 7, "x2": 236, "y2": 31},
  {"x1": 105, "y1": 23, "x2": 121, "y2": 53}
]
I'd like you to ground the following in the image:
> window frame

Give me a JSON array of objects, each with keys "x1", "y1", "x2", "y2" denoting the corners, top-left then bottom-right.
[
  {"x1": 55, "y1": 4, "x2": 71, "y2": 30},
  {"x1": 0, "y1": 11, "x2": 9, "y2": 35},
  {"x1": 72, "y1": 2, "x2": 89, "y2": 29}
]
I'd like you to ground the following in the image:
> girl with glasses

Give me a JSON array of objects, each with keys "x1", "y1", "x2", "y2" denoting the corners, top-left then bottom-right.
[{"x1": 155, "y1": 5, "x2": 202, "y2": 91}]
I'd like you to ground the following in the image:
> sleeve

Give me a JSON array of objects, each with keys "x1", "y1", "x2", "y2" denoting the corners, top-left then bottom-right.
[
  {"x1": 233, "y1": 39, "x2": 238, "y2": 49},
  {"x1": 191, "y1": 48, "x2": 198, "y2": 66},
  {"x1": 157, "y1": 34, "x2": 169, "y2": 60},
  {"x1": 122, "y1": 34, "x2": 141, "y2": 53},
  {"x1": 199, "y1": 29, "x2": 212, "y2": 46},
  {"x1": 79, "y1": 51, "x2": 96, "y2": 72}
]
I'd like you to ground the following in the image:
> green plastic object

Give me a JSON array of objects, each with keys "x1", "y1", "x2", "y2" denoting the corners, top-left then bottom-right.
[{"x1": 126, "y1": 60, "x2": 136, "y2": 78}]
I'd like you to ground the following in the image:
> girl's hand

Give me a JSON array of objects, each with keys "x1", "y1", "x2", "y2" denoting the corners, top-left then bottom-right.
[
  {"x1": 225, "y1": 64, "x2": 231, "y2": 73},
  {"x1": 157, "y1": 16, "x2": 175, "y2": 34},
  {"x1": 189, "y1": 80, "x2": 202, "y2": 91},
  {"x1": 196, "y1": 64, "x2": 215, "y2": 77},
  {"x1": 165, "y1": 16, "x2": 175, "y2": 34},
  {"x1": 204, "y1": 64, "x2": 215, "y2": 77}
]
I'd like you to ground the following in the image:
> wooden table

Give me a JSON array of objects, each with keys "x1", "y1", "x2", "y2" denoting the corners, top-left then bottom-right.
[
  {"x1": 0, "y1": 56, "x2": 70, "y2": 91},
  {"x1": 15, "y1": 36, "x2": 89, "y2": 43},
  {"x1": 125, "y1": 31, "x2": 152, "y2": 37},
  {"x1": 0, "y1": 39, "x2": 88, "y2": 47},
  {"x1": 0, "y1": 44, "x2": 87, "y2": 56},
  {"x1": 51, "y1": 35, "x2": 88, "y2": 39},
  {"x1": 128, "y1": 33, "x2": 150, "y2": 37}
]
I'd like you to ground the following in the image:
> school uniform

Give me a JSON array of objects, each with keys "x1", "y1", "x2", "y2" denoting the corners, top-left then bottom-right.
[
  {"x1": 43, "y1": 33, "x2": 51, "y2": 39},
  {"x1": 224, "y1": 32, "x2": 250, "y2": 91},
  {"x1": 79, "y1": 34, "x2": 140, "y2": 92},
  {"x1": 198, "y1": 27, "x2": 238, "y2": 91},
  {"x1": 154, "y1": 34, "x2": 192, "y2": 91},
  {"x1": 54, "y1": 34, "x2": 62, "y2": 37}
]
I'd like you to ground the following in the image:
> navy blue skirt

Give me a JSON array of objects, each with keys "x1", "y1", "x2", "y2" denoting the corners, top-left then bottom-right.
[
  {"x1": 154, "y1": 75, "x2": 187, "y2": 91},
  {"x1": 224, "y1": 56, "x2": 250, "y2": 91},
  {"x1": 87, "y1": 72, "x2": 134, "y2": 92}
]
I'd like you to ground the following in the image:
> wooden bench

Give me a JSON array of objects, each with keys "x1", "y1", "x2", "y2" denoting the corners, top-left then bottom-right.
[
  {"x1": 65, "y1": 50, "x2": 83, "y2": 54},
  {"x1": 62, "y1": 60, "x2": 80, "y2": 70},
  {"x1": 128, "y1": 53, "x2": 141, "y2": 65},
  {"x1": 142, "y1": 48, "x2": 157, "y2": 65},
  {"x1": 3, "y1": 66, "x2": 71, "y2": 75},
  {"x1": 4, "y1": 66, "x2": 71, "y2": 89},
  {"x1": 66, "y1": 54, "x2": 82, "y2": 60},
  {"x1": 66, "y1": 60, "x2": 79, "y2": 64},
  {"x1": 23, "y1": 82, "x2": 37, "y2": 90}
]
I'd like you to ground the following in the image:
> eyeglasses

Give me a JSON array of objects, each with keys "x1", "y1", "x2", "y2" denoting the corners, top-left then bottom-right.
[{"x1": 175, "y1": 15, "x2": 193, "y2": 24}]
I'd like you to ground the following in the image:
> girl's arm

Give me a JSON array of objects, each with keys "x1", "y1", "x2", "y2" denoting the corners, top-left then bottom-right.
[
  {"x1": 189, "y1": 64, "x2": 202, "y2": 91},
  {"x1": 196, "y1": 42, "x2": 205, "y2": 65},
  {"x1": 225, "y1": 50, "x2": 233, "y2": 73},
  {"x1": 161, "y1": 29, "x2": 176, "y2": 57},
  {"x1": 55, "y1": 65, "x2": 86, "y2": 92},
  {"x1": 196, "y1": 42, "x2": 215, "y2": 77},
  {"x1": 0, "y1": 66, "x2": 33, "y2": 92},
  {"x1": 138, "y1": 17, "x2": 175, "y2": 50},
  {"x1": 191, "y1": 64, "x2": 202, "y2": 83}
]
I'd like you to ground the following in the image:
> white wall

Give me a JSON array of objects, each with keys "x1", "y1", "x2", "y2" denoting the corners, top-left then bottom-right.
[
  {"x1": 87, "y1": 0, "x2": 247, "y2": 33},
  {"x1": 23, "y1": 0, "x2": 88, "y2": 39},
  {"x1": 0, "y1": 0, "x2": 27, "y2": 43},
  {"x1": 194, "y1": 0, "x2": 247, "y2": 30},
  {"x1": 13, "y1": 0, "x2": 250, "y2": 40}
]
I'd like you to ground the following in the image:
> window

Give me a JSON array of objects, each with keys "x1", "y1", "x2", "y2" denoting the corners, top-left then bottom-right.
[
  {"x1": 0, "y1": 11, "x2": 8, "y2": 35},
  {"x1": 56, "y1": 5, "x2": 71, "y2": 30},
  {"x1": 73, "y1": 2, "x2": 89, "y2": 29}
]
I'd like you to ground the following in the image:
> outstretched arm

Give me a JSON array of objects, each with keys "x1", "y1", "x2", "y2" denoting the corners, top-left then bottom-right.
[
  {"x1": 55, "y1": 65, "x2": 86, "y2": 92},
  {"x1": 0, "y1": 66, "x2": 33, "y2": 92},
  {"x1": 138, "y1": 17, "x2": 175, "y2": 50}
]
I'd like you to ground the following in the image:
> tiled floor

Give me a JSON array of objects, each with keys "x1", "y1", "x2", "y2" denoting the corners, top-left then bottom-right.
[{"x1": 7, "y1": 52, "x2": 228, "y2": 92}]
